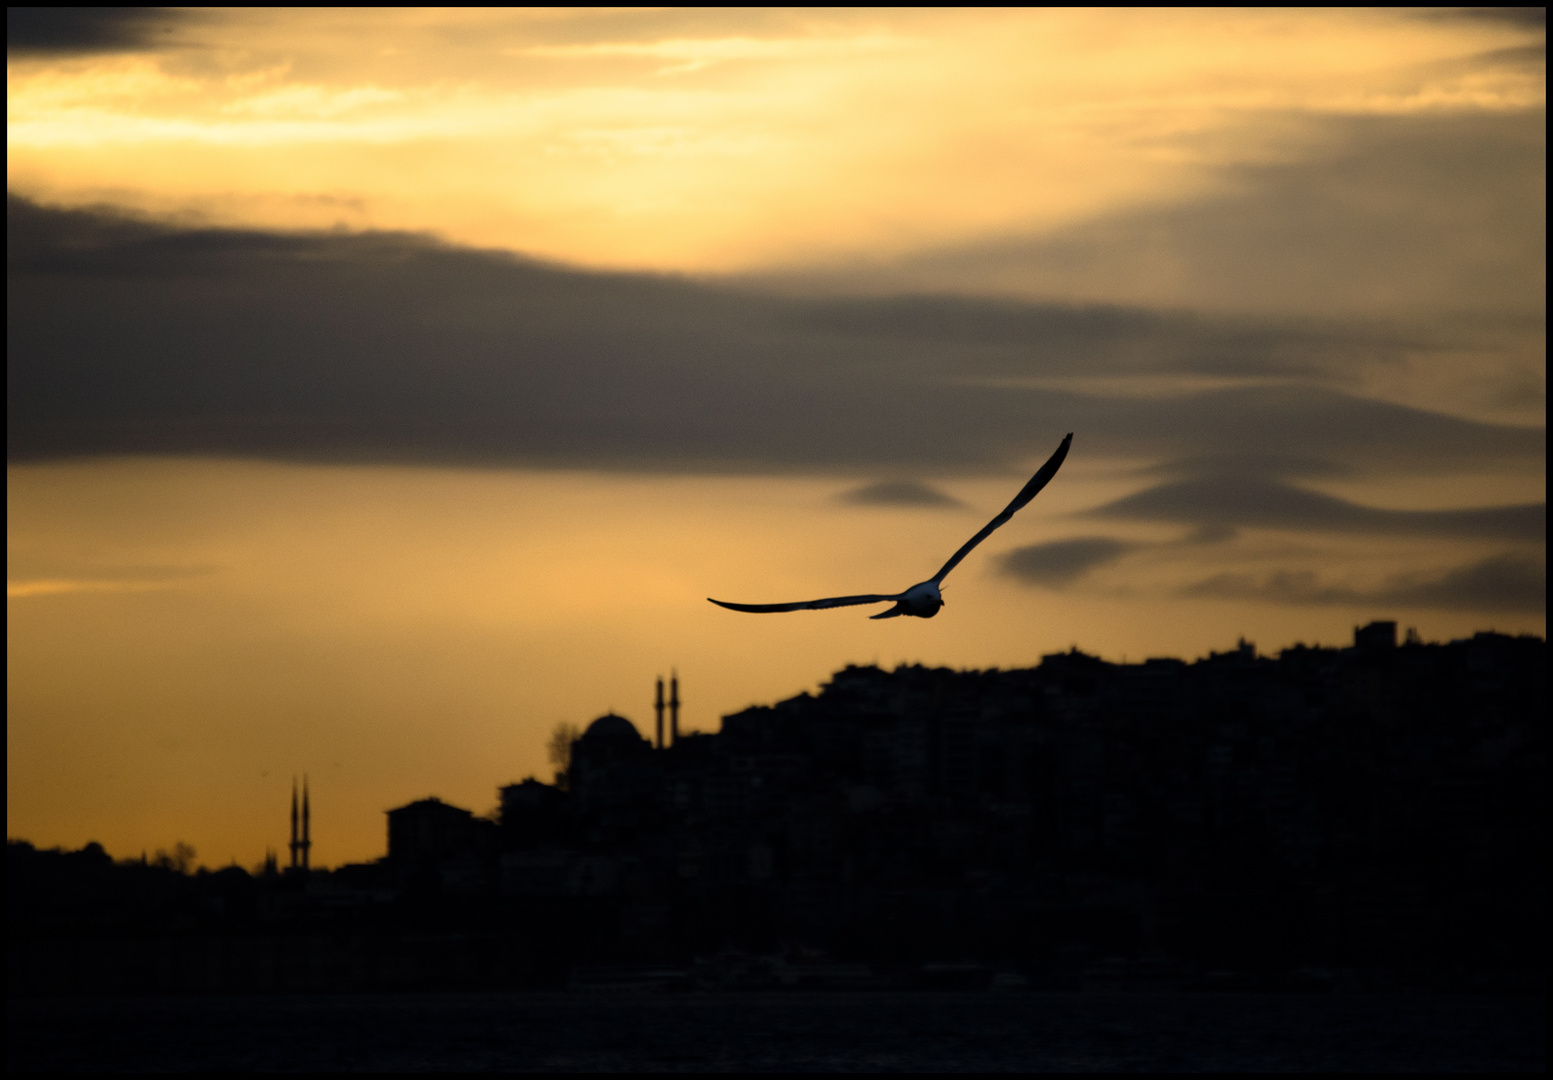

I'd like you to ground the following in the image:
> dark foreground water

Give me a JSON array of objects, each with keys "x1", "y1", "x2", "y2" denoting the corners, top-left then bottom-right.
[{"x1": 7, "y1": 992, "x2": 1544, "y2": 1072}]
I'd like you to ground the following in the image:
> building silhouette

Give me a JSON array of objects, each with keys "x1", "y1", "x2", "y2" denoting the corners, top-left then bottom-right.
[
  {"x1": 381, "y1": 625, "x2": 1545, "y2": 979},
  {"x1": 8, "y1": 623, "x2": 1545, "y2": 995}
]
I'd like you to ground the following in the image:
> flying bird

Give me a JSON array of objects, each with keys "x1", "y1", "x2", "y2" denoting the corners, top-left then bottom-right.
[{"x1": 709, "y1": 433, "x2": 1072, "y2": 620}]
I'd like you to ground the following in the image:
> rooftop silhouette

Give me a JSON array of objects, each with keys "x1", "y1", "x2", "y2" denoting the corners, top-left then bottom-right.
[{"x1": 9, "y1": 621, "x2": 1545, "y2": 996}]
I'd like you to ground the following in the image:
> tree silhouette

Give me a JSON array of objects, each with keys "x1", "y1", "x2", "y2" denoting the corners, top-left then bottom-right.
[
  {"x1": 152, "y1": 842, "x2": 197, "y2": 874},
  {"x1": 547, "y1": 721, "x2": 581, "y2": 790}
]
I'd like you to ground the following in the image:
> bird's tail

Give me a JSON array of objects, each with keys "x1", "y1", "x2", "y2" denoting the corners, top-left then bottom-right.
[{"x1": 869, "y1": 603, "x2": 907, "y2": 620}]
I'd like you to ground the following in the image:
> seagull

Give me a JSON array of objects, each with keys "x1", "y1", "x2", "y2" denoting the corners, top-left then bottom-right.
[{"x1": 709, "y1": 432, "x2": 1072, "y2": 620}]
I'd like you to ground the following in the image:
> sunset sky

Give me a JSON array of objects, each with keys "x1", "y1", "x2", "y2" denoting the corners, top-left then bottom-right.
[{"x1": 8, "y1": 8, "x2": 1545, "y2": 868}]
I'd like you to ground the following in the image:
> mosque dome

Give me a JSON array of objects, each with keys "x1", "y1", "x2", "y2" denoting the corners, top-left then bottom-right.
[
  {"x1": 574, "y1": 713, "x2": 649, "y2": 772},
  {"x1": 581, "y1": 713, "x2": 644, "y2": 744}
]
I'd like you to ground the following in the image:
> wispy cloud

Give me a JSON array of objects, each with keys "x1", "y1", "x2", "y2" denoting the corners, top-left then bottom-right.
[
  {"x1": 6, "y1": 560, "x2": 214, "y2": 599},
  {"x1": 1182, "y1": 552, "x2": 1545, "y2": 614},
  {"x1": 996, "y1": 537, "x2": 1136, "y2": 587},
  {"x1": 1091, "y1": 475, "x2": 1545, "y2": 541},
  {"x1": 8, "y1": 577, "x2": 179, "y2": 599},
  {"x1": 510, "y1": 34, "x2": 904, "y2": 76},
  {"x1": 794, "y1": 111, "x2": 1547, "y2": 325},
  {"x1": 839, "y1": 481, "x2": 961, "y2": 508}
]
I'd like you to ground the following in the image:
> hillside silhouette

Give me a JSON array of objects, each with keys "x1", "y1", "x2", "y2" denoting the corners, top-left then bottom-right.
[{"x1": 9, "y1": 623, "x2": 1544, "y2": 995}]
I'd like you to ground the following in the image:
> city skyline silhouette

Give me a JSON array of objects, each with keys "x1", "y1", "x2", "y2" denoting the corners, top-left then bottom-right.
[{"x1": 10, "y1": 618, "x2": 1543, "y2": 1050}]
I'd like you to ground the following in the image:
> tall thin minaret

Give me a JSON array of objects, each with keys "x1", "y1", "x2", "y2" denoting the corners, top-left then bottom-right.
[
  {"x1": 289, "y1": 778, "x2": 300, "y2": 870},
  {"x1": 655, "y1": 677, "x2": 665, "y2": 750},
  {"x1": 670, "y1": 670, "x2": 680, "y2": 745},
  {"x1": 301, "y1": 774, "x2": 312, "y2": 870}
]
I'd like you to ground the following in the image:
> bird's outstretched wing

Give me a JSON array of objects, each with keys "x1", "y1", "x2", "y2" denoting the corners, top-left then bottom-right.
[
  {"x1": 930, "y1": 433, "x2": 1072, "y2": 585},
  {"x1": 708, "y1": 592, "x2": 901, "y2": 614}
]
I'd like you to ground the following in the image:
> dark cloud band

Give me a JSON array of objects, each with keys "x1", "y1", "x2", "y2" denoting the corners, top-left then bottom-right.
[
  {"x1": 8, "y1": 196, "x2": 1544, "y2": 498},
  {"x1": 840, "y1": 481, "x2": 961, "y2": 508},
  {"x1": 1182, "y1": 553, "x2": 1546, "y2": 614},
  {"x1": 1092, "y1": 476, "x2": 1545, "y2": 542},
  {"x1": 6, "y1": 8, "x2": 176, "y2": 55},
  {"x1": 997, "y1": 537, "x2": 1135, "y2": 587}
]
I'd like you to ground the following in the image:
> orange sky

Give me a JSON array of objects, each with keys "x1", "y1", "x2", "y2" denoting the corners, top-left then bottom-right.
[
  {"x1": 10, "y1": 456, "x2": 1539, "y2": 867},
  {"x1": 7, "y1": 8, "x2": 1545, "y2": 868},
  {"x1": 8, "y1": 9, "x2": 1541, "y2": 274}
]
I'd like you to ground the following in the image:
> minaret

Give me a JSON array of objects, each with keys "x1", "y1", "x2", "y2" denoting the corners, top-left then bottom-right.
[
  {"x1": 289, "y1": 778, "x2": 299, "y2": 869},
  {"x1": 301, "y1": 774, "x2": 312, "y2": 870},
  {"x1": 670, "y1": 670, "x2": 680, "y2": 745},
  {"x1": 655, "y1": 677, "x2": 665, "y2": 750}
]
